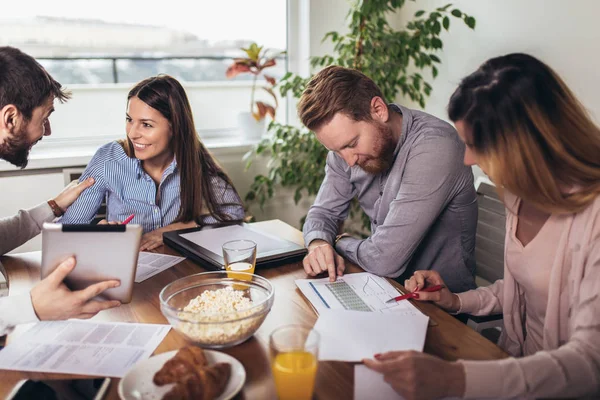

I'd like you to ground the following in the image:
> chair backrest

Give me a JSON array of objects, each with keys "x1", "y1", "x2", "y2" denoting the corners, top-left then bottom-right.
[
  {"x1": 63, "y1": 168, "x2": 107, "y2": 223},
  {"x1": 475, "y1": 179, "x2": 506, "y2": 284}
]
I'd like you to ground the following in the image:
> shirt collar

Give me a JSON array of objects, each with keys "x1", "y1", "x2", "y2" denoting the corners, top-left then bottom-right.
[
  {"x1": 389, "y1": 103, "x2": 411, "y2": 157},
  {"x1": 133, "y1": 156, "x2": 178, "y2": 180}
]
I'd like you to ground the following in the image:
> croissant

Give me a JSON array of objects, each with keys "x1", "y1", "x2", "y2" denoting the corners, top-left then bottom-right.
[
  {"x1": 162, "y1": 362, "x2": 232, "y2": 400},
  {"x1": 153, "y1": 346, "x2": 208, "y2": 386}
]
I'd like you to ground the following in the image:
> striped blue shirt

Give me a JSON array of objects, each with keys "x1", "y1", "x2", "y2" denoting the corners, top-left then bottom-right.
[{"x1": 60, "y1": 141, "x2": 245, "y2": 233}]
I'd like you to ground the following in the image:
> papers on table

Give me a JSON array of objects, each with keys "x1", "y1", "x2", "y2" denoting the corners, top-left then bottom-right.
[
  {"x1": 355, "y1": 365, "x2": 505, "y2": 400},
  {"x1": 314, "y1": 309, "x2": 429, "y2": 362},
  {"x1": 296, "y1": 272, "x2": 421, "y2": 316},
  {"x1": 0, "y1": 320, "x2": 171, "y2": 377},
  {"x1": 355, "y1": 365, "x2": 402, "y2": 400},
  {"x1": 135, "y1": 252, "x2": 186, "y2": 283}
]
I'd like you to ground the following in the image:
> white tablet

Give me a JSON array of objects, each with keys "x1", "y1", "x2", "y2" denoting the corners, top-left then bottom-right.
[{"x1": 41, "y1": 223, "x2": 142, "y2": 304}]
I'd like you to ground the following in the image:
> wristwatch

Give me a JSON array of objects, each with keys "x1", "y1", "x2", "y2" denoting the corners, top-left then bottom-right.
[
  {"x1": 47, "y1": 199, "x2": 64, "y2": 217},
  {"x1": 334, "y1": 233, "x2": 352, "y2": 245}
]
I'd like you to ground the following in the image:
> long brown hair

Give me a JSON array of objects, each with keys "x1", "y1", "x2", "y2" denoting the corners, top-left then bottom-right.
[
  {"x1": 448, "y1": 53, "x2": 600, "y2": 214},
  {"x1": 121, "y1": 75, "x2": 242, "y2": 224}
]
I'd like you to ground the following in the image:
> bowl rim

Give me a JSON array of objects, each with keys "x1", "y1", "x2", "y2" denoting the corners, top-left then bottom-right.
[{"x1": 159, "y1": 271, "x2": 275, "y2": 322}]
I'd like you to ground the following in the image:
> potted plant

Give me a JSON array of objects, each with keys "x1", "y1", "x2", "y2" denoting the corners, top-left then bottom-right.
[
  {"x1": 226, "y1": 42, "x2": 285, "y2": 140},
  {"x1": 245, "y1": 2, "x2": 476, "y2": 235}
]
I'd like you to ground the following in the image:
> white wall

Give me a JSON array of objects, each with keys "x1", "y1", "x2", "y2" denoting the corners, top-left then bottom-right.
[{"x1": 393, "y1": 0, "x2": 600, "y2": 179}]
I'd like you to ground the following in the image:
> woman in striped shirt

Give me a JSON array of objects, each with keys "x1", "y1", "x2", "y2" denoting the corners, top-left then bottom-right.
[{"x1": 61, "y1": 75, "x2": 245, "y2": 250}]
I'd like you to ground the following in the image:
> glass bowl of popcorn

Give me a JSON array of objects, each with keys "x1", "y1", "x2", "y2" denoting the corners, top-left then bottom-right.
[{"x1": 159, "y1": 271, "x2": 275, "y2": 348}]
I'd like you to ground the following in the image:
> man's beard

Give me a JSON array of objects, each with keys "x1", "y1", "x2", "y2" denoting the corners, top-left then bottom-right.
[
  {"x1": 0, "y1": 126, "x2": 32, "y2": 168},
  {"x1": 358, "y1": 121, "x2": 396, "y2": 174}
]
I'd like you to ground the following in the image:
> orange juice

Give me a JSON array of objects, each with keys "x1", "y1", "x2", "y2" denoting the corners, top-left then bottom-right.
[
  {"x1": 272, "y1": 351, "x2": 317, "y2": 400},
  {"x1": 225, "y1": 262, "x2": 255, "y2": 280}
]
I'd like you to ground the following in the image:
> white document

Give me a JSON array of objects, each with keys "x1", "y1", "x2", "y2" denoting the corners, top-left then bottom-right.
[
  {"x1": 135, "y1": 252, "x2": 186, "y2": 283},
  {"x1": 296, "y1": 272, "x2": 421, "y2": 316},
  {"x1": 314, "y1": 309, "x2": 429, "y2": 362},
  {"x1": 354, "y1": 365, "x2": 508, "y2": 400},
  {"x1": 180, "y1": 224, "x2": 287, "y2": 255},
  {"x1": 355, "y1": 365, "x2": 402, "y2": 400},
  {"x1": 0, "y1": 320, "x2": 171, "y2": 377}
]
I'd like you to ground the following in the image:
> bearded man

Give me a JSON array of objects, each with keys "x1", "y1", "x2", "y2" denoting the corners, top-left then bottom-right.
[
  {"x1": 0, "y1": 46, "x2": 121, "y2": 336},
  {"x1": 299, "y1": 66, "x2": 477, "y2": 292}
]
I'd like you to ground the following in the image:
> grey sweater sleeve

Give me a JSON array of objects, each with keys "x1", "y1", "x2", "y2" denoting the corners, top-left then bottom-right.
[
  {"x1": 336, "y1": 136, "x2": 464, "y2": 277},
  {"x1": 0, "y1": 202, "x2": 55, "y2": 255},
  {"x1": 303, "y1": 152, "x2": 356, "y2": 246}
]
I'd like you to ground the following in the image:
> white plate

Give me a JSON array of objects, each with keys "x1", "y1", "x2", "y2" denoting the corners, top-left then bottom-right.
[{"x1": 118, "y1": 349, "x2": 246, "y2": 400}]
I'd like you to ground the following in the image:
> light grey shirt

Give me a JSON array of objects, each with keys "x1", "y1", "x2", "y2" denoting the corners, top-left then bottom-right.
[
  {"x1": 0, "y1": 202, "x2": 53, "y2": 335},
  {"x1": 303, "y1": 105, "x2": 477, "y2": 292}
]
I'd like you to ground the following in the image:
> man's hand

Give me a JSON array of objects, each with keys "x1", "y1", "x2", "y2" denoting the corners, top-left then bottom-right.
[
  {"x1": 30, "y1": 256, "x2": 121, "y2": 320},
  {"x1": 302, "y1": 239, "x2": 345, "y2": 282},
  {"x1": 53, "y1": 178, "x2": 95, "y2": 212},
  {"x1": 404, "y1": 270, "x2": 460, "y2": 312}
]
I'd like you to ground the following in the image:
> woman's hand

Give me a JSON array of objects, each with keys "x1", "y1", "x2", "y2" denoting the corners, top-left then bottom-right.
[
  {"x1": 97, "y1": 219, "x2": 120, "y2": 225},
  {"x1": 140, "y1": 228, "x2": 165, "y2": 251},
  {"x1": 140, "y1": 221, "x2": 197, "y2": 251},
  {"x1": 52, "y1": 178, "x2": 95, "y2": 211},
  {"x1": 363, "y1": 351, "x2": 465, "y2": 400},
  {"x1": 404, "y1": 270, "x2": 460, "y2": 312}
]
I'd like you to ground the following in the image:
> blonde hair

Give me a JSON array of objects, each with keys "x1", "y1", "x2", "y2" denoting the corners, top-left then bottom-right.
[{"x1": 448, "y1": 53, "x2": 600, "y2": 214}]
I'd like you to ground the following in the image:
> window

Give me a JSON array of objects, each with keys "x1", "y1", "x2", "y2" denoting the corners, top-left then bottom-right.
[{"x1": 0, "y1": 0, "x2": 288, "y2": 149}]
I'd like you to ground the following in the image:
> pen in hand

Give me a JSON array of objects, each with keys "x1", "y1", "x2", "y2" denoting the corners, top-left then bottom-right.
[
  {"x1": 385, "y1": 284, "x2": 445, "y2": 303},
  {"x1": 122, "y1": 214, "x2": 135, "y2": 225}
]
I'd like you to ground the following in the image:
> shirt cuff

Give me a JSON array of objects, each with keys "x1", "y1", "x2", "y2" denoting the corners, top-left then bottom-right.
[
  {"x1": 0, "y1": 292, "x2": 40, "y2": 336},
  {"x1": 29, "y1": 202, "x2": 56, "y2": 227},
  {"x1": 456, "y1": 290, "x2": 481, "y2": 315},
  {"x1": 460, "y1": 358, "x2": 523, "y2": 398},
  {"x1": 303, "y1": 230, "x2": 335, "y2": 247},
  {"x1": 449, "y1": 294, "x2": 464, "y2": 315},
  {"x1": 335, "y1": 237, "x2": 361, "y2": 264}
]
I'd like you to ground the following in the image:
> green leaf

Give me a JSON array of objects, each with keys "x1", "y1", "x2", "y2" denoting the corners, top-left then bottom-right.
[
  {"x1": 415, "y1": 10, "x2": 425, "y2": 17},
  {"x1": 465, "y1": 16, "x2": 476, "y2": 29},
  {"x1": 451, "y1": 9, "x2": 462, "y2": 17},
  {"x1": 430, "y1": 54, "x2": 441, "y2": 63},
  {"x1": 443, "y1": 16, "x2": 450, "y2": 30}
]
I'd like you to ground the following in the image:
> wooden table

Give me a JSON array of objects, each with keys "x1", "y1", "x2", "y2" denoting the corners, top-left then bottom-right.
[{"x1": 0, "y1": 219, "x2": 507, "y2": 399}]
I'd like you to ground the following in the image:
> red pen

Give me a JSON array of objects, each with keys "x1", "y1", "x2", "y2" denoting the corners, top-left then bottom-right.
[
  {"x1": 122, "y1": 214, "x2": 135, "y2": 224},
  {"x1": 385, "y1": 285, "x2": 444, "y2": 303}
]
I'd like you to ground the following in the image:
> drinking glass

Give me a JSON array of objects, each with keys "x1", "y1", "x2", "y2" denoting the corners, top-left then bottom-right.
[
  {"x1": 222, "y1": 240, "x2": 257, "y2": 281},
  {"x1": 269, "y1": 325, "x2": 320, "y2": 400}
]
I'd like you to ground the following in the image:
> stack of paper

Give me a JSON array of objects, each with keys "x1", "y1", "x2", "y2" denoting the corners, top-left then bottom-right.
[
  {"x1": 296, "y1": 272, "x2": 421, "y2": 316},
  {"x1": 135, "y1": 252, "x2": 186, "y2": 283},
  {"x1": 314, "y1": 309, "x2": 429, "y2": 362},
  {"x1": 0, "y1": 320, "x2": 171, "y2": 377}
]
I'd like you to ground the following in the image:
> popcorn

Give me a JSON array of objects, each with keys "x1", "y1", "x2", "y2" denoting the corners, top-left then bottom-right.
[
  {"x1": 183, "y1": 287, "x2": 253, "y2": 315},
  {"x1": 177, "y1": 287, "x2": 267, "y2": 346}
]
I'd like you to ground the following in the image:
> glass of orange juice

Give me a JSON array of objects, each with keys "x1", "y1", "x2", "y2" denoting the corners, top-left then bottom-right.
[
  {"x1": 269, "y1": 325, "x2": 320, "y2": 400},
  {"x1": 222, "y1": 240, "x2": 257, "y2": 281}
]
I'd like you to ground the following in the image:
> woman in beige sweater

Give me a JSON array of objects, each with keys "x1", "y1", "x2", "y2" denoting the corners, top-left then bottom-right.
[{"x1": 363, "y1": 53, "x2": 600, "y2": 399}]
